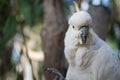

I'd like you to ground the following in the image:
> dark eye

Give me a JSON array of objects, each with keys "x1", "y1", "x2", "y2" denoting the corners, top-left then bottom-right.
[{"x1": 73, "y1": 25, "x2": 75, "y2": 28}]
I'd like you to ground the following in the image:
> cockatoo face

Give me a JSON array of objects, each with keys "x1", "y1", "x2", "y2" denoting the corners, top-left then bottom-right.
[{"x1": 68, "y1": 11, "x2": 92, "y2": 44}]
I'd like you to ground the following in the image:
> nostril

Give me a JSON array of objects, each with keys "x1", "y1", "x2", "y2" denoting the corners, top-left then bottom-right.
[
  {"x1": 79, "y1": 31, "x2": 82, "y2": 35},
  {"x1": 81, "y1": 33, "x2": 84, "y2": 36}
]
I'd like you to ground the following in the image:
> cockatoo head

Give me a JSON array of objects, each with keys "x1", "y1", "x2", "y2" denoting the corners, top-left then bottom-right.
[{"x1": 68, "y1": 11, "x2": 92, "y2": 44}]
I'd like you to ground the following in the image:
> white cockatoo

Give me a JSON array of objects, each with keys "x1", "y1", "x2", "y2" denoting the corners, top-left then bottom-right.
[{"x1": 64, "y1": 11, "x2": 120, "y2": 80}]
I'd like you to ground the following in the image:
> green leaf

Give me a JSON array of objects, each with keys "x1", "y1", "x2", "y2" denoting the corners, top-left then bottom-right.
[
  {"x1": 18, "y1": 0, "x2": 33, "y2": 26},
  {"x1": 33, "y1": 2, "x2": 43, "y2": 23},
  {"x1": 0, "y1": 16, "x2": 17, "y2": 47}
]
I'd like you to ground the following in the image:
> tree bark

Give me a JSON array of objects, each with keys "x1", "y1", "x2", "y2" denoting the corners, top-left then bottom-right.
[
  {"x1": 0, "y1": 47, "x2": 12, "y2": 80},
  {"x1": 41, "y1": 0, "x2": 67, "y2": 80},
  {"x1": 88, "y1": 5, "x2": 110, "y2": 40}
]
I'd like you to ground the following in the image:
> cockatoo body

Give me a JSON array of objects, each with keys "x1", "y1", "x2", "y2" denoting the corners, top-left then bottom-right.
[{"x1": 64, "y1": 11, "x2": 120, "y2": 80}]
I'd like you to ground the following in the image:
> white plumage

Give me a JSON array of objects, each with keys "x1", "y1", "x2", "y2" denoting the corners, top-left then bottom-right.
[{"x1": 64, "y1": 11, "x2": 120, "y2": 80}]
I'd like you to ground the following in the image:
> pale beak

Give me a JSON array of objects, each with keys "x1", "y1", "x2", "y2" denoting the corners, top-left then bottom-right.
[{"x1": 79, "y1": 27, "x2": 89, "y2": 44}]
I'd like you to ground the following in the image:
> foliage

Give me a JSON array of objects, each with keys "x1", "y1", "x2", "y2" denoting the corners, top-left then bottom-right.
[
  {"x1": 0, "y1": 0, "x2": 43, "y2": 51},
  {"x1": 0, "y1": 0, "x2": 43, "y2": 79},
  {"x1": 18, "y1": 0, "x2": 43, "y2": 26},
  {"x1": 0, "y1": 16, "x2": 17, "y2": 48}
]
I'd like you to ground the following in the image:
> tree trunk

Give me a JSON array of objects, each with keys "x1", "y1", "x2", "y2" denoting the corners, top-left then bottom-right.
[
  {"x1": 0, "y1": 47, "x2": 12, "y2": 80},
  {"x1": 88, "y1": 5, "x2": 110, "y2": 40},
  {"x1": 41, "y1": 0, "x2": 67, "y2": 80}
]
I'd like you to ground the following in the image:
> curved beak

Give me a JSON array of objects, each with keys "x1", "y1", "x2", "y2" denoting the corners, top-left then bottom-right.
[{"x1": 79, "y1": 27, "x2": 89, "y2": 44}]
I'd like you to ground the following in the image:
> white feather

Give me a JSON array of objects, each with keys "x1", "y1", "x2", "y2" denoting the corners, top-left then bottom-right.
[{"x1": 64, "y1": 11, "x2": 120, "y2": 80}]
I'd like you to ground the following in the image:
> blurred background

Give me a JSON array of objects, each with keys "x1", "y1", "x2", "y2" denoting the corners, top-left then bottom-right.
[{"x1": 0, "y1": 0, "x2": 120, "y2": 80}]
